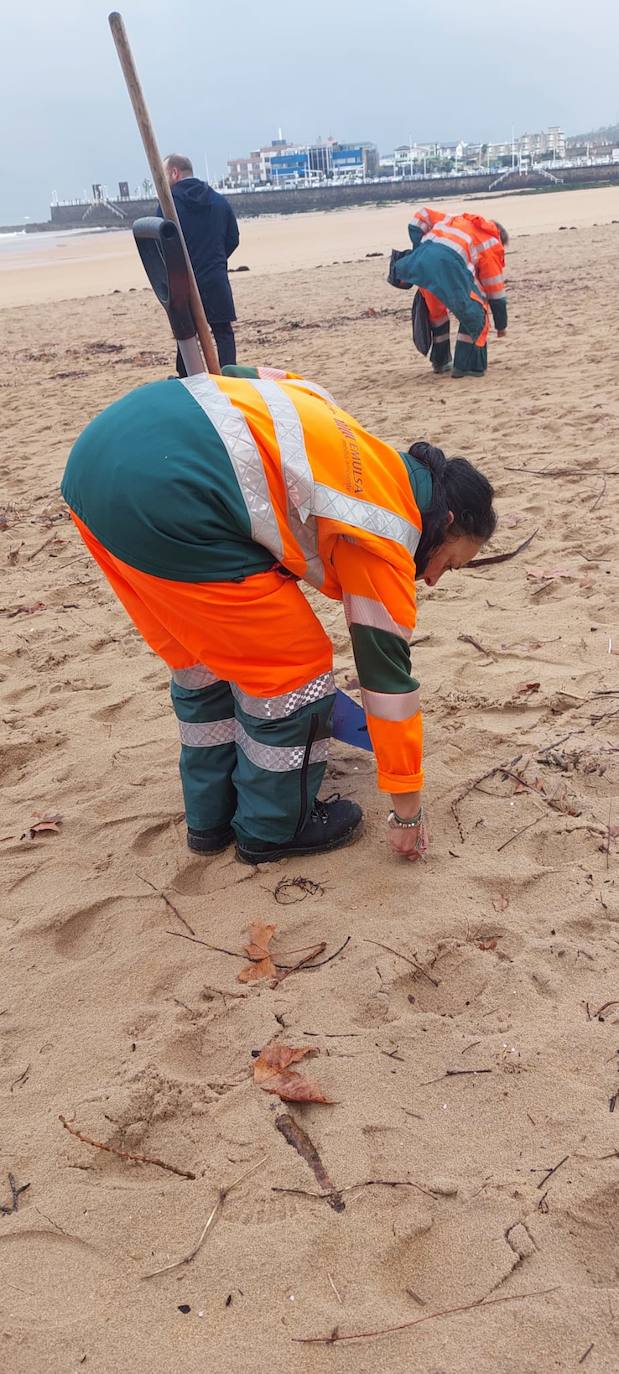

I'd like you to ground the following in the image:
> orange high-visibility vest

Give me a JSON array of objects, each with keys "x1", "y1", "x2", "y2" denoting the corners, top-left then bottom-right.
[{"x1": 409, "y1": 207, "x2": 506, "y2": 300}]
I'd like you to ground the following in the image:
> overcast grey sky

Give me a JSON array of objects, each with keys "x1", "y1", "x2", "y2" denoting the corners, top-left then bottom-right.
[{"x1": 1, "y1": 0, "x2": 618, "y2": 224}]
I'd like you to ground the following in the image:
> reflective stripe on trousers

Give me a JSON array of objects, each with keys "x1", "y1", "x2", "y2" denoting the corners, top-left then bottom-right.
[
  {"x1": 178, "y1": 717, "x2": 330, "y2": 772},
  {"x1": 171, "y1": 664, "x2": 335, "y2": 844}
]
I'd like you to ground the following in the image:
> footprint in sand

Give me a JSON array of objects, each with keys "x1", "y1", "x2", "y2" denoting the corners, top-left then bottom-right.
[
  {"x1": 49, "y1": 896, "x2": 123, "y2": 958},
  {"x1": 0, "y1": 1230, "x2": 117, "y2": 1329},
  {"x1": 383, "y1": 1202, "x2": 539, "y2": 1307},
  {"x1": 398, "y1": 935, "x2": 521, "y2": 1019},
  {"x1": 93, "y1": 696, "x2": 138, "y2": 723},
  {"x1": 543, "y1": 1182, "x2": 619, "y2": 1285},
  {"x1": 131, "y1": 818, "x2": 178, "y2": 855},
  {"x1": 2, "y1": 735, "x2": 69, "y2": 786}
]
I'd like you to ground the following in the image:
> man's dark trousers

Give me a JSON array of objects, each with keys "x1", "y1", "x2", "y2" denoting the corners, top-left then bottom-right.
[{"x1": 176, "y1": 322, "x2": 236, "y2": 376}]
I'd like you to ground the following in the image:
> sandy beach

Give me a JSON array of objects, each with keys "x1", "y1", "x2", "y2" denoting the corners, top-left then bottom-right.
[
  {"x1": 1, "y1": 190, "x2": 618, "y2": 1373},
  {"x1": 2, "y1": 184, "x2": 619, "y2": 307}
]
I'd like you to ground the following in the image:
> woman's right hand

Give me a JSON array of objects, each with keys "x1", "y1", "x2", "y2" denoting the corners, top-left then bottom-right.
[
  {"x1": 387, "y1": 795, "x2": 429, "y2": 862},
  {"x1": 388, "y1": 818, "x2": 428, "y2": 862}
]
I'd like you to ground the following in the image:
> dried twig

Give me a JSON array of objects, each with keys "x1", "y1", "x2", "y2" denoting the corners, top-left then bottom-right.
[
  {"x1": 9, "y1": 1064, "x2": 31, "y2": 1093},
  {"x1": 450, "y1": 755, "x2": 522, "y2": 841},
  {"x1": 590, "y1": 476, "x2": 607, "y2": 512},
  {"x1": 143, "y1": 1155, "x2": 267, "y2": 1278},
  {"x1": 28, "y1": 534, "x2": 59, "y2": 561},
  {"x1": 592, "y1": 1000, "x2": 619, "y2": 1020},
  {"x1": 505, "y1": 466, "x2": 619, "y2": 477},
  {"x1": 421, "y1": 1069, "x2": 492, "y2": 1085},
  {"x1": 446, "y1": 1067, "x2": 491, "y2": 1077},
  {"x1": 328, "y1": 1272, "x2": 343, "y2": 1304},
  {"x1": 59, "y1": 1115, "x2": 195, "y2": 1180},
  {"x1": 276, "y1": 1113, "x2": 344, "y2": 1212},
  {"x1": 467, "y1": 529, "x2": 537, "y2": 568},
  {"x1": 536, "y1": 1154, "x2": 569, "y2": 1189},
  {"x1": 164, "y1": 928, "x2": 351, "y2": 971},
  {"x1": 363, "y1": 939, "x2": 439, "y2": 988},
  {"x1": 497, "y1": 815, "x2": 544, "y2": 852},
  {"x1": 138, "y1": 875, "x2": 196, "y2": 936},
  {"x1": 164, "y1": 929, "x2": 245, "y2": 957},
  {"x1": 273, "y1": 1176, "x2": 438, "y2": 1202},
  {"x1": 271, "y1": 943, "x2": 326, "y2": 987},
  {"x1": 280, "y1": 935, "x2": 351, "y2": 971},
  {"x1": 578, "y1": 1343, "x2": 594, "y2": 1365},
  {"x1": 0, "y1": 1173, "x2": 30, "y2": 1216},
  {"x1": 458, "y1": 633, "x2": 497, "y2": 658},
  {"x1": 293, "y1": 1287, "x2": 559, "y2": 1344}
]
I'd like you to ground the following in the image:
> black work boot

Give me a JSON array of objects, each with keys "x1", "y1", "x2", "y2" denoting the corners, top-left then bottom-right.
[
  {"x1": 236, "y1": 796, "x2": 363, "y2": 865},
  {"x1": 187, "y1": 823, "x2": 234, "y2": 854}
]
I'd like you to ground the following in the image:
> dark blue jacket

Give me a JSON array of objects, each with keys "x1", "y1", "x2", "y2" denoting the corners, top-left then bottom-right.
[{"x1": 159, "y1": 179, "x2": 239, "y2": 324}]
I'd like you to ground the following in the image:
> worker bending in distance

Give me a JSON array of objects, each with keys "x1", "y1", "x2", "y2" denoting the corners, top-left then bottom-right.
[
  {"x1": 61, "y1": 365, "x2": 496, "y2": 866},
  {"x1": 390, "y1": 207, "x2": 508, "y2": 377}
]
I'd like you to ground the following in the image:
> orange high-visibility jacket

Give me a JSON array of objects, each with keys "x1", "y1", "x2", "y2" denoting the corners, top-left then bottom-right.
[
  {"x1": 188, "y1": 372, "x2": 424, "y2": 792},
  {"x1": 409, "y1": 207, "x2": 507, "y2": 303}
]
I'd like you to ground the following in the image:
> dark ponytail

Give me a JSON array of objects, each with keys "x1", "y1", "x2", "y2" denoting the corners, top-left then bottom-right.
[{"x1": 408, "y1": 441, "x2": 497, "y2": 574}]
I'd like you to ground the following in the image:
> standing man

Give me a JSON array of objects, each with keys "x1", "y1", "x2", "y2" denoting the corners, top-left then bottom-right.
[
  {"x1": 161, "y1": 153, "x2": 240, "y2": 371},
  {"x1": 389, "y1": 208, "x2": 508, "y2": 378}
]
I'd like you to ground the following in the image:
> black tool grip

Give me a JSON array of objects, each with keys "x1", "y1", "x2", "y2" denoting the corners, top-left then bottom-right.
[{"x1": 132, "y1": 216, "x2": 196, "y2": 341}]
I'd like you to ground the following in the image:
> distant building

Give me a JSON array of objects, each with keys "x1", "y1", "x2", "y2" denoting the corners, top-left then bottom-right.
[
  {"x1": 225, "y1": 134, "x2": 378, "y2": 188},
  {"x1": 518, "y1": 126, "x2": 566, "y2": 160},
  {"x1": 389, "y1": 127, "x2": 566, "y2": 177}
]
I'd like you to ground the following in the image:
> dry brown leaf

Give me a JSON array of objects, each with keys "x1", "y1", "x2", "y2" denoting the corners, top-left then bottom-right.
[
  {"x1": 238, "y1": 921, "x2": 277, "y2": 982},
  {"x1": 478, "y1": 939, "x2": 498, "y2": 951},
  {"x1": 492, "y1": 894, "x2": 509, "y2": 912},
  {"x1": 22, "y1": 812, "x2": 63, "y2": 841},
  {"x1": 244, "y1": 920, "x2": 276, "y2": 959},
  {"x1": 515, "y1": 681, "x2": 541, "y2": 695},
  {"x1": 253, "y1": 1043, "x2": 333, "y2": 1104},
  {"x1": 238, "y1": 957, "x2": 276, "y2": 984},
  {"x1": 7, "y1": 601, "x2": 46, "y2": 617}
]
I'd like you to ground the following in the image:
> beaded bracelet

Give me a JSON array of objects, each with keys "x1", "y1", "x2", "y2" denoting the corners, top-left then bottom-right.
[{"x1": 387, "y1": 805, "x2": 423, "y2": 829}]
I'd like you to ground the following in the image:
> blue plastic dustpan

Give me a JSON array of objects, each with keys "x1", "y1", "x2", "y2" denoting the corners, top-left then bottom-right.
[{"x1": 332, "y1": 688, "x2": 372, "y2": 751}]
